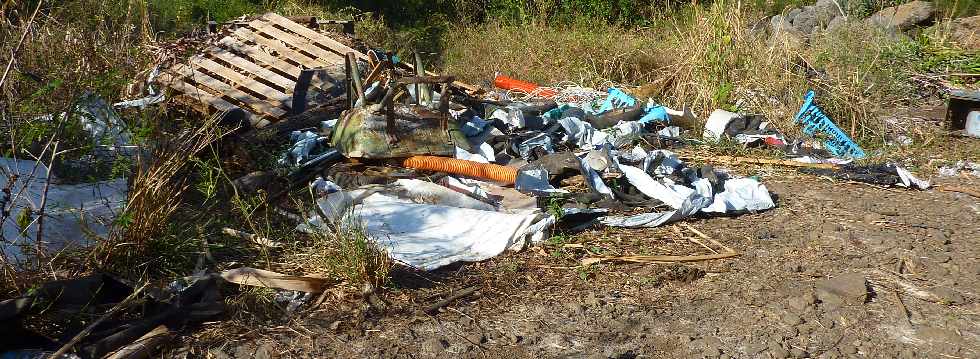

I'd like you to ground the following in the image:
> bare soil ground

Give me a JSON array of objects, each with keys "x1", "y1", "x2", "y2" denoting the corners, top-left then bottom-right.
[{"x1": 186, "y1": 139, "x2": 980, "y2": 359}]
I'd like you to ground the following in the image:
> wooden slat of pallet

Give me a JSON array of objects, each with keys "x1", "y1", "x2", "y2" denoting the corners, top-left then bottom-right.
[
  {"x1": 232, "y1": 27, "x2": 327, "y2": 70},
  {"x1": 250, "y1": 21, "x2": 345, "y2": 66},
  {"x1": 191, "y1": 56, "x2": 292, "y2": 105},
  {"x1": 159, "y1": 72, "x2": 271, "y2": 127},
  {"x1": 158, "y1": 72, "x2": 240, "y2": 113},
  {"x1": 263, "y1": 13, "x2": 481, "y2": 94},
  {"x1": 262, "y1": 13, "x2": 362, "y2": 58},
  {"x1": 174, "y1": 65, "x2": 287, "y2": 118},
  {"x1": 217, "y1": 36, "x2": 303, "y2": 79},
  {"x1": 209, "y1": 48, "x2": 296, "y2": 92}
]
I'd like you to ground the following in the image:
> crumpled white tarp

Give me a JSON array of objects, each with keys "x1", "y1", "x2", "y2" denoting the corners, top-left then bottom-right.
[
  {"x1": 303, "y1": 179, "x2": 553, "y2": 270},
  {"x1": 1, "y1": 158, "x2": 127, "y2": 259},
  {"x1": 558, "y1": 117, "x2": 644, "y2": 151},
  {"x1": 353, "y1": 193, "x2": 550, "y2": 270},
  {"x1": 600, "y1": 151, "x2": 775, "y2": 228}
]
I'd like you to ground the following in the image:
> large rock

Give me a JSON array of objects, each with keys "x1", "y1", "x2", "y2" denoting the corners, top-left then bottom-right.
[
  {"x1": 771, "y1": 14, "x2": 808, "y2": 49},
  {"x1": 950, "y1": 15, "x2": 980, "y2": 50},
  {"x1": 868, "y1": 1, "x2": 936, "y2": 31},
  {"x1": 815, "y1": 273, "x2": 870, "y2": 306},
  {"x1": 784, "y1": 0, "x2": 842, "y2": 36}
]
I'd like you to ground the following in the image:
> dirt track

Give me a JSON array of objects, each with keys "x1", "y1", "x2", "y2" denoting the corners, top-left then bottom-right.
[{"x1": 194, "y1": 143, "x2": 980, "y2": 359}]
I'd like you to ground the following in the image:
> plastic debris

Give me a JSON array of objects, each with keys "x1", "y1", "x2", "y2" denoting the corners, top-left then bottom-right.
[
  {"x1": 938, "y1": 161, "x2": 980, "y2": 178},
  {"x1": 1, "y1": 158, "x2": 128, "y2": 260},
  {"x1": 794, "y1": 90, "x2": 866, "y2": 159}
]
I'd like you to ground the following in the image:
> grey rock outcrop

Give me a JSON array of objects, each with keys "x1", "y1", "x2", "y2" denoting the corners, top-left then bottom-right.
[
  {"x1": 867, "y1": 1, "x2": 936, "y2": 31},
  {"x1": 950, "y1": 15, "x2": 980, "y2": 50}
]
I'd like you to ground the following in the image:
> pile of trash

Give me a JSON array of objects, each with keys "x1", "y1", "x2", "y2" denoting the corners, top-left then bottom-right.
[
  {"x1": 264, "y1": 49, "x2": 945, "y2": 270},
  {"x1": 272, "y1": 54, "x2": 789, "y2": 270}
]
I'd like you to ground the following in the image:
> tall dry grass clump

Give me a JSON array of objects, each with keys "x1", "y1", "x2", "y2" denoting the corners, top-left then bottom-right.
[
  {"x1": 93, "y1": 114, "x2": 228, "y2": 272},
  {"x1": 291, "y1": 211, "x2": 391, "y2": 290}
]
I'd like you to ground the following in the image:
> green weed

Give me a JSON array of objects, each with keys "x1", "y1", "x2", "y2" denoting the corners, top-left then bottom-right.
[{"x1": 296, "y1": 210, "x2": 391, "y2": 289}]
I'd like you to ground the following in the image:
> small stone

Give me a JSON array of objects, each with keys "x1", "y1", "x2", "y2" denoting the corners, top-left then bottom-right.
[
  {"x1": 423, "y1": 338, "x2": 449, "y2": 353},
  {"x1": 253, "y1": 343, "x2": 274, "y2": 359},
  {"x1": 467, "y1": 332, "x2": 486, "y2": 345},
  {"x1": 781, "y1": 312, "x2": 804, "y2": 326},
  {"x1": 744, "y1": 342, "x2": 767, "y2": 355},
  {"x1": 584, "y1": 294, "x2": 603, "y2": 307},
  {"x1": 900, "y1": 348, "x2": 917, "y2": 359},
  {"x1": 798, "y1": 322, "x2": 816, "y2": 335},
  {"x1": 841, "y1": 344, "x2": 858, "y2": 355},
  {"x1": 818, "y1": 316, "x2": 835, "y2": 329},
  {"x1": 859, "y1": 342, "x2": 874, "y2": 355},
  {"x1": 788, "y1": 293, "x2": 818, "y2": 311},
  {"x1": 785, "y1": 263, "x2": 804, "y2": 273},
  {"x1": 208, "y1": 349, "x2": 232, "y2": 359},
  {"x1": 931, "y1": 287, "x2": 965, "y2": 305},
  {"x1": 815, "y1": 273, "x2": 870, "y2": 306},
  {"x1": 790, "y1": 347, "x2": 807, "y2": 358},
  {"x1": 769, "y1": 341, "x2": 790, "y2": 358}
]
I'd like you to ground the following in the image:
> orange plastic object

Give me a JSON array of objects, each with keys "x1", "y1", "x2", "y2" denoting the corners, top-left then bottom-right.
[
  {"x1": 403, "y1": 156, "x2": 518, "y2": 184},
  {"x1": 493, "y1": 74, "x2": 558, "y2": 99}
]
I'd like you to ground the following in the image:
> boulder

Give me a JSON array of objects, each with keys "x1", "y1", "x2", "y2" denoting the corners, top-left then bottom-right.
[
  {"x1": 772, "y1": 13, "x2": 807, "y2": 47},
  {"x1": 813, "y1": 0, "x2": 842, "y2": 24},
  {"x1": 950, "y1": 15, "x2": 980, "y2": 50},
  {"x1": 826, "y1": 16, "x2": 847, "y2": 32},
  {"x1": 793, "y1": 5, "x2": 820, "y2": 34},
  {"x1": 868, "y1": 1, "x2": 935, "y2": 31}
]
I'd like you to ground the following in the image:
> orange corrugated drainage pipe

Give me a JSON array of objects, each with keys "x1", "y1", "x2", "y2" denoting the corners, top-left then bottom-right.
[
  {"x1": 403, "y1": 156, "x2": 518, "y2": 185},
  {"x1": 493, "y1": 74, "x2": 558, "y2": 99}
]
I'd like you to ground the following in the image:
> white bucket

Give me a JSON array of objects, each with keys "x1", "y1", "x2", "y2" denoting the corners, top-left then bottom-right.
[
  {"x1": 703, "y1": 109, "x2": 740, "y2": 141},
  {"x1": 967, "y1": 111, "x2": 980, "y2": 138}
]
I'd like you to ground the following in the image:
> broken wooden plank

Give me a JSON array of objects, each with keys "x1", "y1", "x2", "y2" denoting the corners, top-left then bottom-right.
[
  {"x1": 232, "y1": 27, "x2": 327, "y2": 69},
  {"x1": 216, "y1": 36, "x2": 304, "y2": 79},
  {"x1": 250, "y1": 21, "x2": 345, "y2": 66},
  {"x1": 264, "y1": 13, "x2": 481, "y2": 93},
  {"x1": 262, "y1": 12, "x2": 361, "y2": 59},
  {"x1": 174, "y1": 64, "x2": 287, "y2": 118},
  {"x1": 220, "y1": 267, "x2": 329, "y2": 293},
  {"x1": 209, "y1": 48, "x2": 296, "y2": 92},
  {"x1": 159, "y1": 72, "x2": 239, "y2": 113},
  {"x1": 191, "y1": 56, "x2": 291, "y2": 105},
  {"x1": 158, "y1": 72, "x2": 270, "y2": 127}
]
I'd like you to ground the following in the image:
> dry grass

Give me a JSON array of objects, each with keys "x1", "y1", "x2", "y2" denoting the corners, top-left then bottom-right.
[
  {"x1": 92, "y1": 114, "x2": 229, "y2": 273},
  {"x1": 290, "y1": 210, "x2": 391, "y2": 290}
]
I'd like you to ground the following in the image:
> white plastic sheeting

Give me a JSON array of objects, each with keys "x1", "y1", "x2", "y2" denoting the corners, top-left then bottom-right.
[
  {"x1": 302, "y1": 179, "x2": 553, "y2": 270},
  {"x1": 354, "y1": 194, "x2": 550, "y2": 270},
  {"x1": 1, "y1": 158, "x2": 127, "y2": 259},
  {"x1": 600, "y1": 151, "x2": 775, "y2": 228}
]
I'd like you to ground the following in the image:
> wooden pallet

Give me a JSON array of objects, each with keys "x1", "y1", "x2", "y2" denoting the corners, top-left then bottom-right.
[{"x1": 159, "y1": 13, "x2": 366, "y2": 128}]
